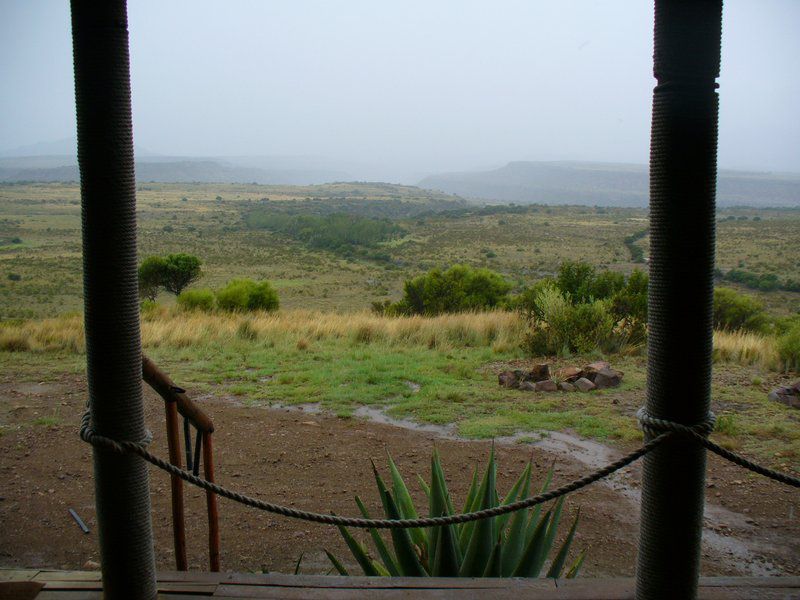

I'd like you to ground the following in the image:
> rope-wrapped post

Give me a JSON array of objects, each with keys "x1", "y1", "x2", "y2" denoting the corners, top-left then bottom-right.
[
  {"x1": 636, "y1": 1, "x2": 723, "y2": 599},
  {"x1": 71, "y1": 1, "x2": 157, "y2": 598}
]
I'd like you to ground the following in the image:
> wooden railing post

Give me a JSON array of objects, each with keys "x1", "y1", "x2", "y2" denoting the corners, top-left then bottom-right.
[
  {"x1": 164, "y1": 399, "x2": 188, "y2": 571},
  {"x1": 203, "y1": 432, "x2": 221, "y2": 572}
]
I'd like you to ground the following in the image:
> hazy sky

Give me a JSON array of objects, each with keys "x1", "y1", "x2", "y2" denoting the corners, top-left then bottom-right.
[{"x1": 1, "y1": 1, "x2": 799, "y2": 175}]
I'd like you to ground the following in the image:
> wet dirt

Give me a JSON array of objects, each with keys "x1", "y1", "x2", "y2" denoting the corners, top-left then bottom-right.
[{"x1": 0, "y1": 374, "x2": 797, "y2": 577}]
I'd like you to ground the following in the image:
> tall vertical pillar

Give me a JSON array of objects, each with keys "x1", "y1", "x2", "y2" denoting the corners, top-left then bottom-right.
[
  {"x1": 635, "y1": 1, "x2": 723, "y2": 599},
  {"x1": 71, "y1": 1, "x2": 157, "y2": 597}
]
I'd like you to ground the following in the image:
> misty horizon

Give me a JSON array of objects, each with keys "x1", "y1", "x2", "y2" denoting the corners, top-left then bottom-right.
[{"x1": 2, "y1": 1, "x2": 800, "y2": 176}]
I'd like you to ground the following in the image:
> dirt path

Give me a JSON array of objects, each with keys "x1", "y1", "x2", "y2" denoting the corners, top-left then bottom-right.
[{"x1": 0, "y1": 373, "x2": 797, "y2": 577}]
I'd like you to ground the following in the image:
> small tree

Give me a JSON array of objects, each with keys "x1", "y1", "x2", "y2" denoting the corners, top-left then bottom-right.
[
  {"x1": 138, "y1": 256, "x2": 167, "y2": 301},
  {"x1": 161, "y1": 253, "x2": 202, "y2": 296}
]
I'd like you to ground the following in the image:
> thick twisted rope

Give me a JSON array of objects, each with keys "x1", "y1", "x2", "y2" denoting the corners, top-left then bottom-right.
[
  {"x1": 637, "y1": 408, "x2": 800, "y2": 488},
  {"x1": 79, "y1": 408, "x2": 798, "y2": 530}
]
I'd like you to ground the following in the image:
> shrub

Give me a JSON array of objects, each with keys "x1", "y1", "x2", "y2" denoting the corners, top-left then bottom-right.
[
  {"x1": 177, "y1": 288, "x2": 215, "y2": 312},
  {"x1": 217, "y1": 279, "x2": 279, "y2": 312},
  {"x1": 393, "y1": 265, "x2": 512, "y2": 316},
  {"x1": 556, "y1": 261, "x2": 596, "y2": 304},
  {"x1": 610, "y1": 269, "x2": 648, "y2": 322},
  {"x1": 777, "y1": 324, "x2": 800, "y2": 372},
  {"x1": 712, "y1": 288, "x2": 769, "y2": 333},
  {"x1": 325, "y1": 447, "x2": 584, "y2": 578},
  {"x1": 521, "y1": 285, "x2": 617, "y2": 356}
]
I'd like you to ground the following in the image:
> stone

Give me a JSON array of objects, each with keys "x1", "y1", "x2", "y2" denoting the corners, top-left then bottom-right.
[
  {"x1": 528, "y1": 363, "x2": 550, "y2": 381},
  {"x1": 534, "y1": 379, "x2": 558, "y2": 392},
  {"x1": 519, "y1": 381, "x2": 536, "y2": 391},
  {"x1": 498, "y1": 371, "x2": 519, "y2": 388},
  {"x1": 768, "y1": 386, "x2": 800, "y2": 409},
  {"x1": 559, "y1": 381, "x2": 576, "y2": 392},
  {"x1": 83, "y1": 560, "x2": 100, "y2": 570},
  {"x1": 583, "y1": 361, "x2": 611, "y2": 381},
  {"x1": 593, "y1": 367, "x2": 624, "y2": 389},
  {"x1": 574, "y1": 377, "x2": 596, "y2": 392},
  {"x1": 556, "y1": 366, "x2": 583, "y2": 382}
]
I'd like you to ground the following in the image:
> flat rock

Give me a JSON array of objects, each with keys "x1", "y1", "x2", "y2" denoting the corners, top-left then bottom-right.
[
  {"x1": 498, "y1": 371, "x2": 519, "y2": 389},
  {"x1": 556, "y1": 366, "x2": 583, "y2": 382},
  {"x1": 593, "y1": 367, "x2": 624, "y2": 389},
  {"x1": 559, "y1": 382, "x2": 576, "y2": 392},
  {"x1": 534, "y1": 379, "x2": 558, "y2": 392},
  {"x1": 519, "y1": 381, "x2": 536, "y2": 392},
  {"x1": 583, "y1": 361, "x2": 611, "y2": 381},
  {"x1": 574, "y1": 377, "x2": 596, "y2": 392}
]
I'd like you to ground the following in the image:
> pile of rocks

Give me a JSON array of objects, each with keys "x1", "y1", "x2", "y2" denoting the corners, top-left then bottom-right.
[
  {"x1": 768, "y1": 381, "x2": 800, "y2": 409},
  {"x1": 498, "y1": 361, "x2": 623, "y2": 393}
]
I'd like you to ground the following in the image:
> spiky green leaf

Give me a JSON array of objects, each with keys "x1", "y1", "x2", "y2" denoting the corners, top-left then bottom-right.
[
  {"x1": 513, "y1": 509, "x2": 552, "y2": 577},
  {"x1": 431, "y1": 519, "x2": 461, "y2": 577},
  {"x1": 355, "y1": 495, "x2": 399, "y2": 576},
  {"x1": 496, "y1": 460, "x2": 531, "y2": 534},
  {"x1": 501, "y1": 461, "x2": 532, "y2": 576},
  {"x1": 482, "y1": 541, "x2": 504, "y2": 578},
  {"x1": 387, "y1": 452, "x2": 426, "y2": 549},
  {"x1": 458, "y1": 445, "x2": 497, "y2": 576},
  {"x1": 335, "y1": 521, "x2": 379, "y2": 576},
  {"x1": 383, "y1": 488, "x2": 428, "y2": 576},
  {"x1": 546, "y1": 508, "x2": 581, "y2": 579},
  {"x1": 324, "y1": 549, "x2": 349, "y2": 576},
  {"x1": 565, "y1": 548, "x2": 587, "y2": 579}
]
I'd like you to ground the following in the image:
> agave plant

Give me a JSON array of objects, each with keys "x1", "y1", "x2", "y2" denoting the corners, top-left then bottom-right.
[{"x1": 325, "y1": 446, "x2": 586, "y2": 578}]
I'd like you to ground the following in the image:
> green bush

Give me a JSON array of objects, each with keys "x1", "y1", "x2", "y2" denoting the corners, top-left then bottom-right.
[
  {"x1": 777, "y1": 324, "x2": 800, "y2": 372},
  {"x1": 392, "y1": 265, "x2": 512, "y2": 316},
  {"x1": 521, "y1": 285, "x2": 618, "y2": 356},
  {"x1": 712, "y1": 287, "x2": 769, "y2": 333},
  {"x1": 217, "y1": 279, "x2": 279, "y2": 312},
  {"x1": 325, "y1": 447, "x2": 584, "y2": 578},
  {"x1": 556, "y1": 261, "x2": 596, "y2": 304},
  {"x1": 177, "y1": 288, "x2": 215, "y2": 312},
  {"x1": 516, "y1": 264, "x2": 648, "y2": 356}
]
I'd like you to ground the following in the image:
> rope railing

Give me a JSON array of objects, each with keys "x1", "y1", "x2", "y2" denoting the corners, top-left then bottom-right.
[{"x1": 79, "y1": 407, "x2": 798, "y2": 530}]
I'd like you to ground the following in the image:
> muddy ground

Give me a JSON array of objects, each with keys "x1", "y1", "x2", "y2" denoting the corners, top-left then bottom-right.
[{"x1": 0, "y1": 372, "x2": 797, "y2": 577}]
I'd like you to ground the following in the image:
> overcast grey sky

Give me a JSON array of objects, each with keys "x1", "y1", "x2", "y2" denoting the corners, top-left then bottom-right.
[{"x1": 1, "y1": 1, "x2": 798, "y2": 174}]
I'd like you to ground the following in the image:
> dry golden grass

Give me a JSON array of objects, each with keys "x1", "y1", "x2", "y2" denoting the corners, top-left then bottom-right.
[
  {"x1": 712, "y1": 329, "x2": 779, "y2": 370},
  {"x1": 1, "y1": 309, "x2": 785, "y2": 372},
  {"x1": 0, "y1": 309, "x2": 524, "y2": 354}
]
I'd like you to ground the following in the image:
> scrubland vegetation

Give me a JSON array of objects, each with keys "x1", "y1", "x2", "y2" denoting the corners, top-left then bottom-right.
[{"x1": 1, "y1": 182, "x2": 798, "y2": 472}]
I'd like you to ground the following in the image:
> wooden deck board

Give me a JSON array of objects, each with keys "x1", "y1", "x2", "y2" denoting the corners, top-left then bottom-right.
[{"x1": 1, "y1": 569, "x2": 798, "y2": 599}]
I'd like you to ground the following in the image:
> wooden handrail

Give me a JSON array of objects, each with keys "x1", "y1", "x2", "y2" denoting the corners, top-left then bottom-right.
[
  {"x1": 142, "y1": 355, "x2": 214, "y2": 433},
  {"x1": 142, "y1": 355, "x2": 220, "y2": 572}
]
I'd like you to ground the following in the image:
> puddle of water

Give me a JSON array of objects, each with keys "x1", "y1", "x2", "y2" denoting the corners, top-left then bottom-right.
[
  {"x1": 498, "y1": 430, "x2": 618, "y2": 471},
  {"x1": 354, "y1": 405, "x2": 457, "y2": 437}
]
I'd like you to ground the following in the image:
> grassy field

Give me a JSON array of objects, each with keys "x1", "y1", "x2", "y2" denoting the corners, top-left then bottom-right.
[
  {"x1": 1, "y1": 308, "x2": 797, "y2": 473},
  {"x1": 3, "y1": 182, "x2": 797, "y2": 320},
  {"x1": 1, "y1": 181, "x2": 798, "y2": 474}
]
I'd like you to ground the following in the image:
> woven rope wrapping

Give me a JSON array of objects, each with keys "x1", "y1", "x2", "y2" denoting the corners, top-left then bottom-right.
[{"x1": 79, "y1": 407, "x2": 798, "y2": 530}]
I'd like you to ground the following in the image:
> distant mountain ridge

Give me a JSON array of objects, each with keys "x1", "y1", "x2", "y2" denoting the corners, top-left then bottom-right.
[
  {"x1": 0, "y1": 157, "x2": 349, "y2": 185},
  {"x1": 419, "y1": 161, "x2": 800, "y2": 207}
]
